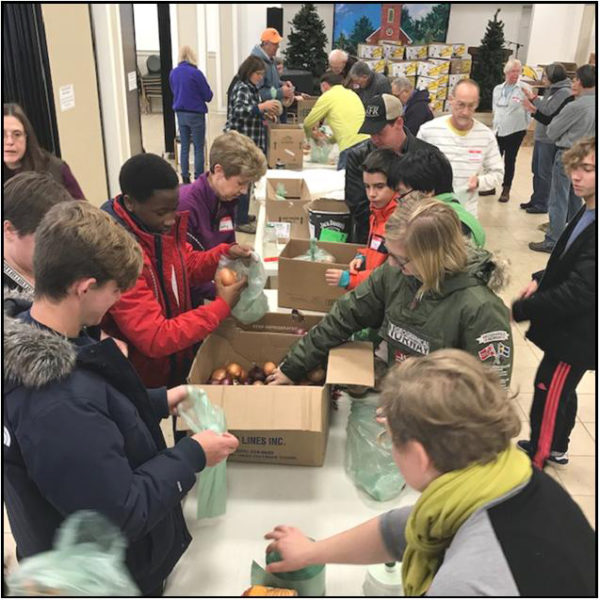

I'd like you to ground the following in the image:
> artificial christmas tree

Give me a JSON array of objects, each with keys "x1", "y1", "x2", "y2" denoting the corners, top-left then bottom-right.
[
  {"x1": 470, "y1": 9, "x2": 509, "y2": 110},
  {"x1": 284, "y1": 3, "x2": 328, "y2": 77}
]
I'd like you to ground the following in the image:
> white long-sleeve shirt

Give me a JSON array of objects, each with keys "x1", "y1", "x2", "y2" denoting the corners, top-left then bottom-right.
[{"x1": 417, "y1": 116, "x2": 504, "y2": 216}]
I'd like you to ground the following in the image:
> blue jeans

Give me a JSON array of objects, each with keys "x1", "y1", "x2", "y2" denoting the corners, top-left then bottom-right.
[
  {"x1": 236, "y1": 193, "x2": 250, "y2": 225},
  {"x1": 176, "y1": 111, "x2": 206, "y2": 180},
  {"x1": 545, "y1": 150, "x2": 583, "y2": 245},
  {"x1": 530, "y1": 141, "x2": 557, "y2": 210}
]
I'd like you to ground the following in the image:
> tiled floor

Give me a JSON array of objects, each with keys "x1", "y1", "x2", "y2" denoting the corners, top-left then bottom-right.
[{"x1": 3, "y1": 116, "x2": 596, "y2": 577}]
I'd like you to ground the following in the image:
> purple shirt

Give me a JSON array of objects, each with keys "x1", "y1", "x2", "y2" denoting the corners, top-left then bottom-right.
[
  {"x1": 169, "y1": 61, "x2": 213, "y2": 114},
  {"x1": 177, "y1": 172, "x2": 237, "y2": 250}
]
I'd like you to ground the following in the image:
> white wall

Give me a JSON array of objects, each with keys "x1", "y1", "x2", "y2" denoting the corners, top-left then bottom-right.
[
  {"x1": 237, "y1": 3, "x2": 282, "y2": 64},
  {"x1": 447, "y1": 4, "x2": 526, "y2": 55},
  {"x1": 133, "y1": 3, "x2": 159, "y2": 51},
  {"x1": 526, "y1": 3, "x2": 586, "y2": 65}
]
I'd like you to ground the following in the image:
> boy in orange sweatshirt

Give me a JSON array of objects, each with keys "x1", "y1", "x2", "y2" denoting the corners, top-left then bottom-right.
[{"x1": 326, "y1": 148, "x2": 398, "y2": 289}]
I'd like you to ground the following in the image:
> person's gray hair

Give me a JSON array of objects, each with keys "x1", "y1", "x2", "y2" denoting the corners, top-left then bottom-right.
[
  {"x1": 391, "y1": 77, "x2": 414, "y2": 92},
  {"x1": 329, "y1": 49, "x2": 348, "y2": 61},
  {"x1": 274, "y1": 56, "x2": 284, "y2": 66},
  {"x1": 503, "y1": 58, "x2": 522, "y2": 74},
  {"x1": 349, "y1": 61, "x2": 372, "y2": 78}
]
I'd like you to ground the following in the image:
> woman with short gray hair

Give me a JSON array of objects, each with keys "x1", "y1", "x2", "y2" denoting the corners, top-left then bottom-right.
[{"x1": 492, "y1": 58, "x2": 532, "y2": 202}]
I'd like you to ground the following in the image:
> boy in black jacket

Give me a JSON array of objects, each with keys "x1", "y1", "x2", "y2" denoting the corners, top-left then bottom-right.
[
  {"x1": 3, "y1": 202, "x2": 239, "y2": 595},
  {"x1": 512, "y1": 137, "x2": 596, "y2": 469}
]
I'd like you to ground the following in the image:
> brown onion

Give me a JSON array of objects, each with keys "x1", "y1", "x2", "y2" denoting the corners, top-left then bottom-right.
[
  {"x1": 307, "y1": 367, "x2": 326, "y2": 384},
  {"x1": 263, "y1": 361, "x2": 277, "y2": 376},
  {"x1": 226, "y1": 362, "x2": 243, "y2": 378},
  {"x1": 210, "y1": 367, "x2": 227, "y2": 381},
  {"x1": 219, "y1": 267, "x2": 238, "y2": 286},
  {"x1": 252, "y1": 380, "x2": 265, "y2": 386}
]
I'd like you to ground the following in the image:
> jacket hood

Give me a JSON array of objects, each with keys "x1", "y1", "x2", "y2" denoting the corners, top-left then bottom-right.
[
  {"x1": 549, "y1": 78, "x2": 573, "y2": 93},
  {"x1": 3, "y1": 294, "x2": 76, "y2": 389},
  {"x1": 440, "y1": 248, "x2": 510, "y2": 296},
  {"x1": 102, "y1": 196, "x2": 190, "y2": 252},
  {"x1": 409, "y1": 88, "x2": 431, "y2": 104}
]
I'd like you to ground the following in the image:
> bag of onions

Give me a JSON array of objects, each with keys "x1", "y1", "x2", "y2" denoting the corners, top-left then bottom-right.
[{"x1": 217, "y1": 252, "x2": 269, "y2": 324}]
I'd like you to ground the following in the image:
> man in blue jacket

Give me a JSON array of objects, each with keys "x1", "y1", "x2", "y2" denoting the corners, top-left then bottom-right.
[
  {"x1": 3, "y1": 201, "x2": 239, "y2": 595},
  {"x1": 251, "y1": 28, "x2": 295, "y2": 106}
]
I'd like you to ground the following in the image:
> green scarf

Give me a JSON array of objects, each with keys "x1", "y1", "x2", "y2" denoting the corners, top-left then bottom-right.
[{"x1": 402, "y1": 445, "x2": 532, "y2": 596}]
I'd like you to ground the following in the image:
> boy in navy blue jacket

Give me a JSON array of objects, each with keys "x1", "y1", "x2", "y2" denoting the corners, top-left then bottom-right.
[{"x1": 3, "y1": 201, "x2": 238, "y2": 595}]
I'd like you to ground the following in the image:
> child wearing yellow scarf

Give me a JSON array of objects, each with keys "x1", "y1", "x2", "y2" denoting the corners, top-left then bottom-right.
[{"x1": 263, "y1": 349, "x2": 594, "y2": 597}]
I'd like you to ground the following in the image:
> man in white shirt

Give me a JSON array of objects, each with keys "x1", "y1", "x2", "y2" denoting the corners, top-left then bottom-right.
[{"x1": 417, "y1": 79, "x2": 504, "y2": 216}]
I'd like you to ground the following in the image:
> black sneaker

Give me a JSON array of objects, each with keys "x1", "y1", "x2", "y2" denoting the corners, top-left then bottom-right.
[
  {"x1": 520, "y1": 201, "x2": 533, "y2": 210},
  {"x1": 517, "y1": 440, "x2": 569, "y2": 467}
]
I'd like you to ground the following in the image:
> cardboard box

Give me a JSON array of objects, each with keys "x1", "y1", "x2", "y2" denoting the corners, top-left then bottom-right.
[
  {"x1": 452, "y1": 43, "x2": 467, "y2": 58},
  {"x1": 429, "y1": 58, "x2": 450, "y2": 74},
  {"x1": 278, "y1": 239, "x2": 363, "y2": 312},
  {"x1": 381, "y1": 42, "x2": 405, "y2": 59},
  {"x1": 436, "y1": 85, "x2": 449, "y2": 101},
  {"x1": 358, "y1": 44, "x2": 383, "y2": 59},
  {"x1": 404, "y1": 45, "x2": 428, "y2": 60},
  {"x1": 267, "y1": 124, "x2": 304, "y2": 169},
  {"x1": 428, "y1": 43, "x2": 453, "y2": 59},
  {"x1": 365, "y1": 59, "x2": 388, "y2": 74},
  {"x1": 449, "y1": 58, "x2": 472, "y2": 75},
  {"x1": 389, "y1": 60, "x2": 418, "y2": 78},
  {"x1": 449, "y1": 73, "x2": 469, "y2": 88},
  {"x1": 416, "y1": 75, "x2": 439, "y2": 95},
  {"x1": 296, "y1": 96, "x2": 318, "y2": 123},
  {"x1": 265, "y1": 177, "x2": 311, "y2": 241},
  {"x1": 436, "y1": 74, "x2": 449, "y2": 89},
  {"x1": 417, "y1": 60, "x2": 437, "y2": 78},
  {"x1": 180, "y1": 315, "x2": 374, "y2": 466},
  {"x1": 431, "y1": 98, "x2": 445, "y2": 113}
]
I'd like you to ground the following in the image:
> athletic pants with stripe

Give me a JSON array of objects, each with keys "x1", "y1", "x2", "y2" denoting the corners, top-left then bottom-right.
[{"x1": 529, "y1": 353, "x2": 587, "y2": 469}]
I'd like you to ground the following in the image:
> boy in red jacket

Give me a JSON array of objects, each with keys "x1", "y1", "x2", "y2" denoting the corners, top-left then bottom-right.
[
  {"x1": 101, "y1": 153, "x2": 250, "y2": 388},
  {"x1": 326, "y1": 149, "x2": 399, "y2": 289}
]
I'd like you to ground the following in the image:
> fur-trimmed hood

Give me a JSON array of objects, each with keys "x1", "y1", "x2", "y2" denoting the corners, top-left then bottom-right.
[{"x1": 3, "y1": 294, "x2": 76, "y2": 389}]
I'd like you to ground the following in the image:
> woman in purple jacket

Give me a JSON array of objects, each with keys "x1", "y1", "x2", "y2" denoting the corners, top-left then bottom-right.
[
  {"x1": 178, "y1": 130, "x2": 267, "y2": 304},
  {"x1": 3, "y1": 103, "x2": 84, "y2": 199},
  {"x1": 169, "y1": 46, "x2": 213, "y2": 184}
]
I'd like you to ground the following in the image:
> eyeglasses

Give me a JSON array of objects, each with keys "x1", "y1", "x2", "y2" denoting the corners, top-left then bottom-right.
[
  {"x1": 453, "y1": 101, "x2": 478, "y2": 111},
  {"x1": 4, "y1": 130, "x2": 25, "y2": 141}
]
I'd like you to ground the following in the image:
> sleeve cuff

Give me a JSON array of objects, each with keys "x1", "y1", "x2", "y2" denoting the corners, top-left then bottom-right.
[
  {"x1": 147, "y1": 387, "x2": 169, "y2": 420},
  {"x1": 208, "y1": 296, "x2": 231, "y2": 321},
  {"x1": 175, "y1": 435, "x2": 207, "y2": 472},
  {"x1": 338, "y1": 270, "x2": 350, "y2": 288},
  {"x1": 511, "y1": 299, "x2": 529, "y2": 322}
]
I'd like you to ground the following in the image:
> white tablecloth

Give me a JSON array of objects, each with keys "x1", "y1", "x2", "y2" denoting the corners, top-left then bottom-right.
[{"x1": 165, "y1": 392, "x2": 419, "y2": 596}]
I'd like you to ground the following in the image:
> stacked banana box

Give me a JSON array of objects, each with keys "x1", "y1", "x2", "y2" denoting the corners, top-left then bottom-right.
[{"x1": 358, "y1": 42, "x2": 472, "y2": 113}]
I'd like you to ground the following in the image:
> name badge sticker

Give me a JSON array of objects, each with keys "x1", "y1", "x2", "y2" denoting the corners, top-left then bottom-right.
[{"x1": 219, "y1": 216, "x2": 234, "y2": 232}]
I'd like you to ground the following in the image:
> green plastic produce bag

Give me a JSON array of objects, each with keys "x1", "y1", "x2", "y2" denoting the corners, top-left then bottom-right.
[
  {"x1": 217, "y1": 252, "x2": 268, "y2": 324},
  {"x1": 251, "y1": 551, "x2": 326, "y2": 596},
  {"x1": 293, "y1": 238, "x2": 336, "y2": 263},
  {"x1": 318, "y1": 228, "x2": 348, "y2": 243},
  {"x1": 7, "y1": 511, "x2": 139, "y2": 596},
  {"x1": 345, "y1": 395, "x2": 406, "y2": 501},
  {"x1": 178, "y1": 387, "x2": 228, "y2": 519}
]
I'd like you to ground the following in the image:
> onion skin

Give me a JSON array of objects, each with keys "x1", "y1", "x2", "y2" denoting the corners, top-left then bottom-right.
[
  {"x1": 252, "y1": 380, "x2": 265, "y2": 386},
  {"x1": 226, "y1": 362, "x2": 243, "y2": 378},
  {"x1": 221, "y1": 376, "x2": 233, "y2": 385},
  {"x1": 210, "y1": 367, "x2": 227, "y2": 381},
  {"x1": 219, "y1": 267, "x2": 238, "y2": 286},
  {"x1": 263, "y1": 361, "x2": 277, "y2": 376},
  {"x1": 307, "y1": 367, "x2": 326, "y2": 385}
]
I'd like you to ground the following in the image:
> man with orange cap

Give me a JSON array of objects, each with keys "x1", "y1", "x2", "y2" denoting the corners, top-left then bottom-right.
[{"x1": 251, "y1": 28, "x2": 295, "y2": 105}]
